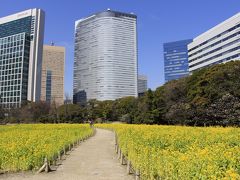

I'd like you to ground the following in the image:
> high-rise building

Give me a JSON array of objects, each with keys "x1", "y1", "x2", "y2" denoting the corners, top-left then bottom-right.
[
  {"x1": 163, "y1": 39, "x2": 192, "y2": 82},
  {"x1": 188, "y1": 13, "x2": 240, "y2": 73},
  {"x1": 0, "y1": 9, "x2": 45, "y2": 108},
  {"x1": 73, "y1": 9, "x2": 138, "y2": 103},
  {"x1": 41, "y1": 44, "x2": 65, "y2": 106},
  {"x1": 138, "y1": 75, "x2": 147, "y2": 96}
]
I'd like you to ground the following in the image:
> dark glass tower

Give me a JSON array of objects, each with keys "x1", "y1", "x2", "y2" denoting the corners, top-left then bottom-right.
[{"x1": 163, "y1": 39, "x2": 192, "y2": 82}]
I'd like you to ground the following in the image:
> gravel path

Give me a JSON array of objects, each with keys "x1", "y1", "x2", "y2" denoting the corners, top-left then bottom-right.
[{"x1": 0, "y1": 129, "x2": 133, "y2": 180}]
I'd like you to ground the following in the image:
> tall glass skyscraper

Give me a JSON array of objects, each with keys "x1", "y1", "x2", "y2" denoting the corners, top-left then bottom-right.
[
  {"x1": 163, "y1": 39, "x2": 192, "y2": 82},
  {"x1": 0, "y1": 9, "x2": 45, "y2": 108},
  {"x1": 73, "y1": 9, "x2": 138, "y2": 103}
]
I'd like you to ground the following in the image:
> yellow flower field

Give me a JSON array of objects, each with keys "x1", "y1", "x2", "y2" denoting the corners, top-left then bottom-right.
[
  {"x1": 0, "y1": 124, "x2": 93, "y2": 172},
  {"x1": 96, "y1": 124, "x2": 240, "y2": 180}
]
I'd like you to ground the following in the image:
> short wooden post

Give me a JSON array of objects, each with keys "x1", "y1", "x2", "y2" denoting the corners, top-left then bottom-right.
[
  {"x1": 115, "y1": 133, "x2": 117, "y2": 145},
  {"x1": 127, "y1": 160, "x2": 131, "y2": 174},
  {"x1": 118, "y1": 149, "x2": 121, "y2": 160},
  {"x1": 45, "y1": 157, "x2": 50, "y2": 172},
  {"x1": 63, "y1": 147, "x2": 66, "y2": 155},
  {"x1": 118, "y1": 146, "x2": 121, "y2": 157},
  {"x1": 38, "y1": 157, "x2": 50, "y2": 173},
  {"x1": 115, "y1": 144, "x2": 118, "y2": 153},
  {"x1": 58, "y1": 151, "x2": 61, "y2": 160},
  {"x1": 54, "y1": 154, "x2": 57, "y2": 165},
  {"x1": 135, "y1": 169, "x2": 140, "y2": 180},
  {"x1": 120, "y1": 153, "x2": 125, "y2": 165}
]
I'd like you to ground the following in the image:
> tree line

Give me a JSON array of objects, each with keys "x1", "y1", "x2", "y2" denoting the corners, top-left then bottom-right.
[{"x1": 1, "y1": 61, "x2": 240, "y2": 126}]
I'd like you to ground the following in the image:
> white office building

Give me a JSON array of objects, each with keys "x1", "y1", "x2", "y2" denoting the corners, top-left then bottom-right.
[
  {"x1": 73, "y1": 9, "x2": 138, "y2": 103},
  {"x1": 0, "y1": 9, "x2": 45, "y2": 108},
  {"x1": 188, "y1": 12, "x2": 240, "y2": 72}
]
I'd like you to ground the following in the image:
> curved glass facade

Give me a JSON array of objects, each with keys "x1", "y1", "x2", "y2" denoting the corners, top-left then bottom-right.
[{"x1": 74, "y1": 10, "x2": 138, "y2": 103}]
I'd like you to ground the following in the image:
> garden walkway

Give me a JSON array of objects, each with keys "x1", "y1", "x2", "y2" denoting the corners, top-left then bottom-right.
[{"x1": 0, "y1": 129, "x2": 133, "y2": 180}]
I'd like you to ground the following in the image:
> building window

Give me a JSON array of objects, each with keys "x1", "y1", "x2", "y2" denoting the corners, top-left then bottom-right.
[{"x1": 46, "y1": 70, "x2": 52, "y2": 102}]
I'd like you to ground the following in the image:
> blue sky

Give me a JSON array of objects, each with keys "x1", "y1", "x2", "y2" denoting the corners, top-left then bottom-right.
[{"x1": 1, "y1": 0, "x2": 239, "y2": 96}]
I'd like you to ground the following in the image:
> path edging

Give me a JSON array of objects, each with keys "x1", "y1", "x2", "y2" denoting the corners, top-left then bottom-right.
[{"x1": 38, "y1": 128, "x2": 96, "y2": 173}]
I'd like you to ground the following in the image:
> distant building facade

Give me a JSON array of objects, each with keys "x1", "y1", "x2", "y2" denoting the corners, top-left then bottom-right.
[
  {"x1": 73, "y1": 9, "x2": 138, "y2": 104},
  {"x1": 138, "y1": 75, "x2": 147, "y2": 96},
  {"x1": 188, "y1": 13, "x2": 240, "y2": 73},
  {"x1": 163, "y1": 39, "x2": 192, "y2": 82},
  {"x1": 0, "y1": 9, "x2": 45, "y2": 108},
  {"x1": 73, "y1": 90, "x2": 86, "y2": 106},
  {"x1": 64, "y1": 99, "x2": 72, "y2": 105},
  {"x1": 41, "y1": 45, "x2": 65, "y2": 106}
]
